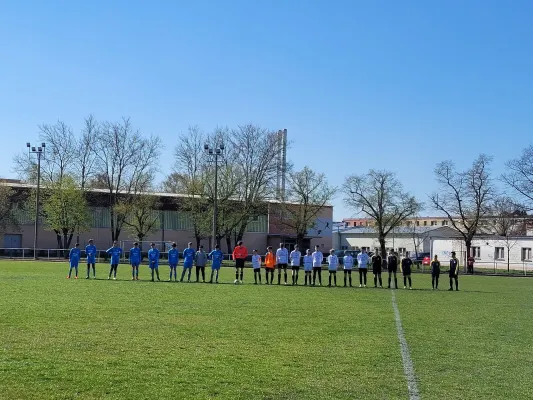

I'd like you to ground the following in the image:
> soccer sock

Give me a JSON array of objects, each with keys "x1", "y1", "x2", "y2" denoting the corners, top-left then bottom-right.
[
  {"x1": 196, "y1": 267, "x2": 200, "y2": 282},
  {"x1": 92, "y1": 265, "x2": 96, "y2": 277},
  {"x1": 258, "y1": 271, "x2": 262, "y2": 283},
  {"x1": 109, "y1": 266, "x2": 113, "y2": 278},
  {"x1": 388, "y1": 275, "x2": 391, "y2": 287},
  {"x1": 378, "y1": 275, "x2": 382, "y2": 286},
  {"x1": 295, "y1": 271, "x2": 298, "y2": 284},
  {"x1": 180, "y1": 269, "x2": 186, "y2": 281},
  {"x1": 374, "y1": 275, "x2": 377, "y2": 286},
  {"x1": 235, "y1": 270, "x2": 239, "y2": 281},
  {"x1": 87, "y1": 265, "x2": 90, "y2": 278},
  {"x1": 68, "y1": 267, "x2": 72, "y2": 278},
  {"x1": 364, "y1": 271, "x2": 367, "y2": 285},
  {"x1": 432, "y1": 276, "x2": 435, "y2": 289},
  {"x1": 334, "y1": 274, "x2": 337, "y2": 286},
  {"x1": 278, "y1": 272, "x2": 281, "y2": 285},
  {"x1": 284, "y1": 272, "x2": 287, "y2": 284},
  {"x1": 328, "y1": 274, "x2": 331, "y2": 286},
  {"x1": 450, "y1": 278, "x2": 453, "y2": 289},
  {"x1": 240, "y1": 270, "x2": 243, "y2": 281},
  {"x1": 344, "y1": 272, "x2": 347, "y2": 286},
  {"x1": 394, "y1": 275, "x2": 398, "y2": 288},
  {"x1": 170, "y1": 269, "x2": 172, "y2": 280},
  {"x1": 318, "y1": 271, "x2": 322, "y2": 285},
  {"x1": 201, "y1": 267, "x2": 205, "y2": 281},
  {"x1": 188, "y1": 269, "x2": 192, "y2": 281},
  {"x1": 404, "y1": 276, "x2": 407, "y2": 286},
  {"x1": 455, "y1": 278, "x2": 459, "y2": 290},
  {"x1": 436, "y1": 275, "x2": 439, "y2": 288},
  {"x1": 349, "y1": 273, "x2": 352, "y2": 286},
  {"x1": 408, "y1": 276, "x2": 412, "y2": 287}
]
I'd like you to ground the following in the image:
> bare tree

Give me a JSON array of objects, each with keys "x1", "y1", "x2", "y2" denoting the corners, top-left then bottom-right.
[
  {"x1": 38, "y1": 120, "x2": 77, "y2": 183},
  {"x1": 75, "y1": 115, "x2": 98, "y2": 189},
  {"x1": 278, "y1": 167, "x2": 336, "y2": 248},
  {"x1": 168, "y1": 126, "x2": 211, "y2": 248},
  {"x1": 229, "y1": 124, "x2": 286, "y2": 245},
  {"x1": 430, "y1": 154, "x2": 495, "y2": 268},
  {"x1": 92, "y1": 118, "x2": 160, "y2": 241},
  {"x1": 502, "y1": 145, "x2": 533, "y2": 212},
  {"x1": 489, "y1": 196, "x2": 524, "y2": 272},
  {"x1": 344, "y1": 170, "x2": 422, "y2": 258}
]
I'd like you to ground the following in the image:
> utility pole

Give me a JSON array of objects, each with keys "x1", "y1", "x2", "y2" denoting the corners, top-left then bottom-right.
[
  {"x1": 27, "y1": 142, "x2": 46, "y2": 259},
  {"x1": 204, "y1": 142, "x2": 225, "y2": 251}
]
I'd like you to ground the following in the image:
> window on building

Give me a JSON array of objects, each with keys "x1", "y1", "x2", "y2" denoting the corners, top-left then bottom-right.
[
  {"x1": 416, "y1": 221, "x2": 420, "y2": 226},
  {"x1": 471, "y1": 246, "x2": 481, "y2": 258},
  {"x1": 522, "y1": 248, "x2": 532, "y2": 261},
  {"x1": 495, "y1": 247, "x2": 505, "y2": 260},
  {"x1": 441, "y1": 220, "x2": 449, "y2": 226},
  {"x1": 423, "y1": 221, "x2": 428, "y2": 226},
  {"x1": 398, "y1": 247, "x2": 406, "y2": 255},
  {"x1": 361, "y1": 247, "x2": 370, "y2": 252},
  {"x1": 406, "y1": 221, "x2": 412, "y2": 227},
  {"x1": 431, "y1": 221, "x2": 437, "y2": 226}
]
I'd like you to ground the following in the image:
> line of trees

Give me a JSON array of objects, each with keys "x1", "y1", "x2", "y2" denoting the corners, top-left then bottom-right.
[
  {"x1": 6, "y1": 119, "x2": 336, "y2": 253},
  {"x1": 342, "y1": 149, "x2": 533, "y2": 268}
]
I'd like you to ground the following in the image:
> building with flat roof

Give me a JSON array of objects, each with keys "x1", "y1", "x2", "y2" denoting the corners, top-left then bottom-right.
[{"x1": 0, "y1": 181, "x2": 333, "y2": 254}]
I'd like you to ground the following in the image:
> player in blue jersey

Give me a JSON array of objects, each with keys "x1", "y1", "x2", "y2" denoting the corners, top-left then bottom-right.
[
  {"x1": 85, "y1": 239, "x2": 97, "y2": 279},
  {"x1": 106, "y1": 241, "x2": 123, "y2": 280},
  {"x1": 180, "y1": 242, "x2": 195, "y2": 282},
  {"x1": 67, "y1": 243, "x2": 81, "y2": 279},
  {"x1": 148, "y1": 243, "x2": 161, "y2": 282},
  {"x1": 208, "y1": 244, "x2": 224, "y2": 284},
  {"x1": 129, "y1": 242, "x2": 141, "y2": 280},
  {"x1": 168, "y1": 242, "x2": 179, "y2": 281}
]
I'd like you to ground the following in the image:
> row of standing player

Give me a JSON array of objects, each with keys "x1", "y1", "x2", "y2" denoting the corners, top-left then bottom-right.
[
  {"x1": 66, "y1": 240, "x2": 226, "y2": 282},
  {"x1": 66, "y1": 240, "x2": 461, "y2": 290}
]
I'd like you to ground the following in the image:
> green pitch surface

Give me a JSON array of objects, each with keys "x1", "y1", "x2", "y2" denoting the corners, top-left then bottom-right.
[{"x1": 1, "y1": 262, "x2": 532, "y2": 399}]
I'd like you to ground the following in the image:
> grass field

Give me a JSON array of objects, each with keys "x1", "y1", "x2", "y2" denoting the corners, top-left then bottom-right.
[{"x1": 1, "y1": 261, "x2": 532, "y2": 399}]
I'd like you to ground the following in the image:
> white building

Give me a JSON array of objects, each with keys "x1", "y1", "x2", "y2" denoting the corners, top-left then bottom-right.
[{"x1": 333, "y1": 225, "x2": 533, "y2": 273}]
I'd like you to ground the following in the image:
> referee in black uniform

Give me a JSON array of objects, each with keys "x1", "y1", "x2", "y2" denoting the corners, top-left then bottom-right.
[{"x1": 387, "y1": 250, "x2": 398, "y2": 289}]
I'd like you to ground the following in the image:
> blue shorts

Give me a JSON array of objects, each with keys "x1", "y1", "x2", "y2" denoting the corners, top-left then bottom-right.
[
  {"x1": 183, "y1": 264, "x2": 193, "y2": 269},
  {"x1": 211, "y1": 264, "x2": 221, "y2": 270},
  {"x1": 169, "y1": 263, "x2": 177, "y2": 268},
  {"x1": 131, "y1": 262, "x2": 139, "y2": 267},
  {"x1": 70, "y1": 263, "x2": 79, "y2": 268},
  {"x1": 87, "y1": 258, "x2": 96, "y2": 264},
  {"x1": 149, "y1": 264, "x2": 159, "y2": 269}
]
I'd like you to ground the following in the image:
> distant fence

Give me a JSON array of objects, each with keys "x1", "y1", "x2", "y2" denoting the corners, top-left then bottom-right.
[{"x1": 1, "y1": 248, "x2": 532, "y2": 276}]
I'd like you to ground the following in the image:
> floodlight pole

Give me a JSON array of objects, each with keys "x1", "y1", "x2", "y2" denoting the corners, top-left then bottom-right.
[
  {"x1": 27, "y1": 142, "x2": 46, "y2": 259},
  {"x1": 204, "y1": 142, "x2": 224, "y2": 251}
]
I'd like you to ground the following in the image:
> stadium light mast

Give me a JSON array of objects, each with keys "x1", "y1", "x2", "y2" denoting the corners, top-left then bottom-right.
[
  {"x1": 204, "y1": 141, "x2": 224, "y2": 251},
  {"x1": 27, "y1": 142, "x2": 46, "y2": 259}
]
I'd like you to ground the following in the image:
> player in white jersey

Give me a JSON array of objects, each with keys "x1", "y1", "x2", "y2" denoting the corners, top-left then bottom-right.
[
  {"x1": 276, "y1": 243, "x2": 289, "y2": 285},
  {"x1": 303, "y1": 249, "x2": 313, "y2": 286},
  {"x1": 289, "y1": 245, "x2": 302, "y2": 285},
  {"x1": 327, "y1": 249, "x2": 338, "y2": 287},
  {"x1": 357, "y1": 249, "x2": 370, "y2": 287},
  {"x1": 311, "y1": 245, "x2": 323, "y2": 286},
  {"x1": 343, "y1": 251, "x2": 354, "y2": 287},
  {"x1": 251, "y1": 249, "x2": 262, "y2": 284}
]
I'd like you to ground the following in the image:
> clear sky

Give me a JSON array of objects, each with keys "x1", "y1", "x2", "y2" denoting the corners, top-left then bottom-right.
[{"x1": 1, "y1": 0, "x2": 532, "y2": 220}]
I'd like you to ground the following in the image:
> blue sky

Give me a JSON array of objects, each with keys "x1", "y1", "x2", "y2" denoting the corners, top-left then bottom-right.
[{"x1": 1, "y1": 0, "x2": 532, "y2": 220}]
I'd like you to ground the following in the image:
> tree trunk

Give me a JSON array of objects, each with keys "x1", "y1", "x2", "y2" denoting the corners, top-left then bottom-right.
[
  {"x1": 296, "y1": 233, "x2": 305, "y2": 250},
  {"x1": 379, "y1": 236, "x2": 386, "y2": 258},
  {"x1": 195, "y1": 235, "x2": 201, "y2": 249},
  {"x1": 465, "y1": 240, "x2": 471, "y2": 274},
  {"x1": 226, "y1": 236, "x2": 232, "y2": 255},
  {"x1": 507, "y1": 247, "x2": 510, "y2": 273},
  {"x1": 54, "y1": 231, "x2": 63, "y2": 257}
]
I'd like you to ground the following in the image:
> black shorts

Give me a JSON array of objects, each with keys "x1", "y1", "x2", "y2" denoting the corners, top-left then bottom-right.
[
  {"x1": 313, "y1": 267, "x2": 322, "y2": 272},
  {"x1": 291, "y1": 266, "x2": 300, "y2": 271},
  {"x1": 278, "y1": 263, "x2": 288, "y2": 270},
  {"x1": 235, "y1": 259, "x2": 245, "y2": 269},
  {"x1": 432, "y1": 270, "x2": 440, "y2": 277},
  {"x1": 402, "y1": 268, "x2": 411, "y2": 276},
  {"x1": 372, "y1": 267, "x2": 380, "y2": 274},
  {"x1": 449, "y1": 268, "x2": 457, "y2": 278},
  {"x1": 388, "y1": 266, "x2": 397, "y2": 273}
]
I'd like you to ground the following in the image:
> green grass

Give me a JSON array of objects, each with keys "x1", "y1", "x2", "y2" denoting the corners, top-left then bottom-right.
[{"x1": 1, "y1": 262, "x2": 532, "y2": 399}]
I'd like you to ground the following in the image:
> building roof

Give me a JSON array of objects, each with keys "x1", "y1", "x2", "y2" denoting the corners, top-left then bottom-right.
[{"x1": 337, "y1": 225, "x2": 462, "y2": 237}]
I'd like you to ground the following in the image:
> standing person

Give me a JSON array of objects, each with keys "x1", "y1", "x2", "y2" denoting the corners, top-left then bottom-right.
[
  {"x1": 168, "y1": 242, "x2": 179, "y2": 281},
  {"x1": 264, "y1": 246, "x2": 276, "y2": 284},
  {"x1": 401, "y1": 254, "x2": 413, "y2": 289},
  {"x1": 252, "y1": 249, "x2": 262, "y2": 284},
  {"x1": 181, "y1": 242, "x2": 195, "y2": 282},
  {"x1": 357, "y1": 249, "x2": 370, "y2": 288},
  {"x1": 232, "y1": 241, "x2": 248, "y2": 284},
  {"x1": 276, "y1": 243, "x2": 289, "y2": 285},
  {"x1": 85, "y1": 239, "x2": 97, "y2": 279},
  {"x1": 343, "y1": 251, "x2": 354, "y2": 287},
  {"x1": 195, "y1": 245, "x2": 207, "y2": 283},
  {"x1": 148, "y1": 243, "x2": 161, "y2": 282},
  {"x1": 106, "y1": 241, "x2": 123, "y2": 280},
  {"x1": 303, "y1": 249, "x2": 313, "y2": 286},
  {"x1": 327, "y1": 249, "x2": 338, "y2": 287},
  {"x1": 67, "y1": 243, "x2": 81, "y2": 279},
  {"x1": 387, "y1": 250, "x2": 399, "y2": 289},
  {"x1": 449, "y1": 251, "x2": 459, "y2": 291},
  {"x1": 371, "y1": 251, "x2": 382, "y2": 288},
  {"x1": 129, "y1": 242, "x2": 141, "y2": 281},
  {"x1": 290, "y1": 245, "x2": 302, "y2": 285},
  {"x1": 312, "y1": 245, "x2": 323, "y2": 286},
  {"x1": 467, "y1": 256, "x2": 475, "y2": 274},
  {"x1": 208, "y1": 244, "x2": 224, "y2": 284},
  {"x1": 431, "y1": 255, "x2": 441, "y2": 290}
]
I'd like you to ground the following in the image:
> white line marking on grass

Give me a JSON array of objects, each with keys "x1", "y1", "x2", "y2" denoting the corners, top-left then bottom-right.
[{"x1": 391, "y1": 291, "x2": 420, "y2": 400}]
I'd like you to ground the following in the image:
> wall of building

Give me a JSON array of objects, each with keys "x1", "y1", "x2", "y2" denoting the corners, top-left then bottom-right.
[
  {"x1": 333, "y1": 233, "x2": 430, "y2": 255},
  {"x1": 431, "y1": 238, "x2": 533, "y2": 271}
]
